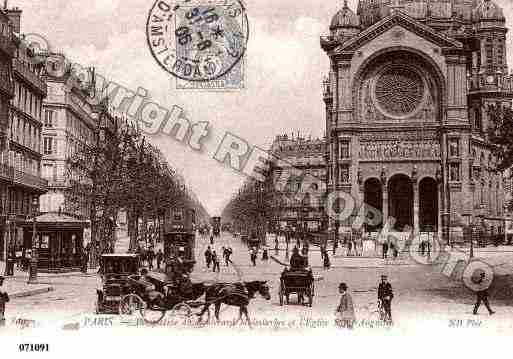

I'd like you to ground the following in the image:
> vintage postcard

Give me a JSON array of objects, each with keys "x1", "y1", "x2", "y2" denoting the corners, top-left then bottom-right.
[{"x1": 1, "y1": 0, "x2": 513, "y2": 357}]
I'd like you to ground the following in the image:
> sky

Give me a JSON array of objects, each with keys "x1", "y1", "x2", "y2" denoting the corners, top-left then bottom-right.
[{"x1": 9, "y1": 0, "x2": 513, "y2": 216}]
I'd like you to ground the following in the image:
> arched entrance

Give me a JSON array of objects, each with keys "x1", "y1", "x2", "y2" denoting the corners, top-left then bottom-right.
[
  {"x1": 419, "y1": 177, "x2": 438, "y2": 231},
  {"x1": 364, "y1": 178, "x2": 383, "y2": 231},
  {"x1": 388, "y1": 174, "x2": 413, "y2": 231}
]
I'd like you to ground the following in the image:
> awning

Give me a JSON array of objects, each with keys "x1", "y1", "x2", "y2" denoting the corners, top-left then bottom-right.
[{"x1": 19, "y1": 212, "x2": 90, "y2": 230}]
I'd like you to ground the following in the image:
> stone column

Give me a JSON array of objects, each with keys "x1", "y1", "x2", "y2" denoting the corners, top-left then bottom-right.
[
  {"x1": 413, "y1": 182, "x2": 419, "y2": 235},
  {"x1": 381, "y1": 168, "x2": 388, "y2": 229}
]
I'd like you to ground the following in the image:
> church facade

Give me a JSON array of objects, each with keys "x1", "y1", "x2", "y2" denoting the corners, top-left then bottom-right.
[{"x1": 321, "y1": 0, "x2": 513, "y2": 240}]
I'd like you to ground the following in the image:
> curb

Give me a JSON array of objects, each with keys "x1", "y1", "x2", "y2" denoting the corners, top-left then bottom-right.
[{"x1": 11, "y1": 286, "x2": 54, "y2": 299}]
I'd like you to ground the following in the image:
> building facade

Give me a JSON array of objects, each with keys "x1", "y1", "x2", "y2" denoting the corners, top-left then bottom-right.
[
  {"x1": 40, "y1": 54, "x2": 98, "y2": 219},
  {"x1": 321, "y1": 0, "x2": 513, "y2": 239},
  {"x1": 0, "y1": 6, "x2": 48, "y2": 260},
  {"x1": 269, "y1": 134, "x2": 326, "y2": 232}
]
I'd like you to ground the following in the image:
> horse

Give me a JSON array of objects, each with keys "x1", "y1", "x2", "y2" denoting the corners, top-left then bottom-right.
[{"x1": 197, "y1": 281, "x2": 271, "y2": 326}]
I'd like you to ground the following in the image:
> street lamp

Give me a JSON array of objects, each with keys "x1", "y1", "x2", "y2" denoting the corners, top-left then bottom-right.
[
  {"x1": 28, "y1": 197, "x2": 38, "y2": 284},
  {"x1": 462, "y1": 212, "x2": 473, "y2": 259}
]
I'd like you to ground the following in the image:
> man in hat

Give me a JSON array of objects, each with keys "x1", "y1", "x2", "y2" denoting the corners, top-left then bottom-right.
[
  {"x1": 473, "y1": 272, "x2": 495, "y2": 315},
  {"x1": 377, "y1": 275, "x2": 393, "y2": 323},
  {"x1": 0, "y1": 276, "x2": 9, "y2": 327}
]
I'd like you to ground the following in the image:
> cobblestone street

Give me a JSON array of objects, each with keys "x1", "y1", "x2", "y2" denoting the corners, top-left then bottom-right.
[{"x1": 3, "y1": 232, "x2": 513, "y2": 333}]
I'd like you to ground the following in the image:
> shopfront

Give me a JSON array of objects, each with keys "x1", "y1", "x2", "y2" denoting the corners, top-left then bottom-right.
[{"x1": 21, "y1": 212, "x2": 89, "y2": 273}]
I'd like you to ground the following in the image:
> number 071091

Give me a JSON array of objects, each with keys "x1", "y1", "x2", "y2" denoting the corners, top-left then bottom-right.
[{"x1": 18, "y1": 344, "x2": 49, "y2": 352}]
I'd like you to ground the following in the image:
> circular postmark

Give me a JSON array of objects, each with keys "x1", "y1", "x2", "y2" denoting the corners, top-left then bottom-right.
[{"x1": 146, "y1": 0, "x2": 249, "y2": 82}]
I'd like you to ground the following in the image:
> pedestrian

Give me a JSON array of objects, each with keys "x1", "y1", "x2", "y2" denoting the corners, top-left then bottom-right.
[
  {"x1": 323, "y1": 249, "x2": 331, "y2": 269},
  {"x1": 473, "y1": 272, "x2": 495, "y2": 316},
  {"x1": 221, "y1": 246, "x2": 226, "y2": 263},
  {"x1": 212, "y1": 250, "x2": 220, "y2": 273},
  {"x1": 156, "y1": 249, "x2": 163, "y2": 270},
  {"x1": 225, "y1": 247, "x2": 232, "y2": 266},
  {"x1": 210, "y1": 234, "x2": 214, "y2": 245},
  {"x1": 262, "y1": 247, "x2": 269, "y2": 261},
  {"x1": 420, "y1": 240, "x2": 426, "y2": 256},
  {"x1": 147, "y1": 248, "x2": 155, "y2": 270},
  {"x1": 81, "y1": 250, "x2": 88, "y2": 273},
  {"x1": 15, "y1": 248, "x2": 22, "y2": 269},
  {"x1": 0, "y1": 276, "x2": 9, "y2": 327},
  {"x1": 204, "y1": 246, "x2": 212, "y2": 268},
  {"x1": 378, "y1": 275, "x2": 393, "y2": 324},
  {"x1": 347, "y1": 239, "x2": 353, "y2": 256},
  {"x1": 250, "y1": 247, "x2": 257, "y2": 266},
  {"x1": 335, "y1": 282, "x2": 355, "y2": 329},
  {"x1": 382, "y1": 240, "x2": 389, "y2": 259}
]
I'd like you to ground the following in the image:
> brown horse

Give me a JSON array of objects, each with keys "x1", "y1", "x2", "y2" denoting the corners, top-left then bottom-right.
[{"x1": 197, "y1": 281, "x2": 271, "y2": 325}]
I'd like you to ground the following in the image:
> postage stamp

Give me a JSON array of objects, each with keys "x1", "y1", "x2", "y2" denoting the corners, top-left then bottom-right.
[{"x1": 146, "y1": 0, "x2": 248, "y2": 90}]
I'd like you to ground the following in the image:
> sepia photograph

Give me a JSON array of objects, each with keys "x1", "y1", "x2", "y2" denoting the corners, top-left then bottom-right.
[{"x1": 0, "y1": 0, "x2": 513, "y2": 357}]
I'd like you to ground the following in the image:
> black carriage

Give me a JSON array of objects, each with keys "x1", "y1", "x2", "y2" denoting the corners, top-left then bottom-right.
[
  {"x1": 95, "y1": 254, "x2": 140, "y2": 314},
  {"x1": 279, "y1": 268, "x2": 315, "y2": 307},
  {"x1": 119, "y1": 271, "x2": 207, "y2": 324}
]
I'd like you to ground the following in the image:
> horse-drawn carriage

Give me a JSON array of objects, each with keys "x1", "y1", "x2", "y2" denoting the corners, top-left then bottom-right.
[
  {"x1": 119, "y1": 271, "x2": 208, "y2": 324},
  {"x1": 279, "y1": 268, "x2": 315, "y2": 307}
]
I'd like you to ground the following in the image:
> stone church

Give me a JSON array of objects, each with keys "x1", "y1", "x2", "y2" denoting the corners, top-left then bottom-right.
[{"x1": 321, "y1": 0, "x2": 513, "y2": 240}]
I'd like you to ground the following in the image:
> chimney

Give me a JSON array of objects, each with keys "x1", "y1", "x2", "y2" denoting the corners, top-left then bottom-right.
[{"x1": 5, "y1": 6, "x2": 21, "y2": 34}]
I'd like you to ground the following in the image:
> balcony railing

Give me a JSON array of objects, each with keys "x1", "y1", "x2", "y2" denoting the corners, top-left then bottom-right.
[
  {"x1": 12, "y1": 168, "x2": 48, "y2": 192},
  {"x1": 0, "y1": 162, "x2": 13, "y2": 182},
  {"x1": 0, "y1": 32, "x2": 15, "y2": 57},
  {"x1": 0, "y1": 161, "x2": 47, "y2": 191},
  {"x1": 13, "y1": 58, "x2": 47, "y2": 96},
  {"x1": 0, "y1": 76, "x2": 13, "y2": 98},
  {"x1": 47, "y1": 178, "x2": 68, "y2": 188}
]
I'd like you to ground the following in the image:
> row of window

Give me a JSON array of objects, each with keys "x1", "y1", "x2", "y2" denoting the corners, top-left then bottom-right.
[
  {"x1": 2, "y1": 189, "x2": 38, "y2": 217},
  {"x1": 66, "y1": 112, "x2": 95, "y2": 146},
  {"x1": 10, "y1": 150, "x2": 39, "y2": 177},
  {"x1": 10, "y1": 112, "x2": 42, "y2": 152},
  {"x1": 13, "y1": 80, "x2": 43, "y2": 121}
]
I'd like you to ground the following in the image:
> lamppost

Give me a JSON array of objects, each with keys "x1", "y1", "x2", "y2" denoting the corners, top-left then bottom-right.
[
  {"x1": 28, "y1": 197, "x2": 38, "y2": 284},
  {"x1": 462, "y1": 212, "x2": 473, "y2": 259},
  {"x1": 3, "y1": 216, "x2": 11, "y2": 276}
]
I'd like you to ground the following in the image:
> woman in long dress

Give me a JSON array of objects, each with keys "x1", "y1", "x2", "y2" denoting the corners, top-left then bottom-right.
[{"x1": 335, "y1": 282, "x2": 356, "y2": 329}]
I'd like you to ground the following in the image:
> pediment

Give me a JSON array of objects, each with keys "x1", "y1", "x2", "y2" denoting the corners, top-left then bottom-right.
[{"x1": 335, "y1": 11, "x2": 462, "y2": 53}]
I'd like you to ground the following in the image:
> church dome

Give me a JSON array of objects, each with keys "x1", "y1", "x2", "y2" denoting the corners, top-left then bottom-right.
[
  {"x1": 330, "y1": 0, "x2": 360, "y2": 30},
  {"x1": 472, "y1": 0, "x2": 505, "y2": 22},
  {"x1": 357, "y1": 0, "x2": 476, "y2": 28}
]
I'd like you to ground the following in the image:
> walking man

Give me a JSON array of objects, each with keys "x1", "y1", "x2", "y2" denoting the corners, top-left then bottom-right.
[
  {"x1": 335, "y1": 282, "x2": 355, "y2": 329},
  {"x1": 378, "y1": 274, "x2": 393, "y2": 323},
  {"x1": 382, "y1": 240, "x2": 389, "y2": 259},
  {"x1": 0, "y1": 276, "x2": 9, "y2": 327},
  {"x1": 225, "y1": 247, "x2": 232, "y2": 266},
  {"x1": 212, "y1": 250, "x2": 220, "y2": 273},
  {"x1": 473, "y1": 272, "x2": 495, "y2": 315},
  {"x1": 250, "y1": 247, "x2": 257, "y2": 266},
  {"x1": 204, "y1": 246, "x2": 212, "y2": 268},
  {"x1": 156, "y1": 249, "x2": 163, "y2": 270},
  {"x1": 147, "y1": 247, "x2": 155, "y2": 270}
]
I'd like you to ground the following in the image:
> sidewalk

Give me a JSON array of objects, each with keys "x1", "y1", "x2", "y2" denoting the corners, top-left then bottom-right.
[{"x1": 0, "y1": 262, "x2": 97, "y2": 298}]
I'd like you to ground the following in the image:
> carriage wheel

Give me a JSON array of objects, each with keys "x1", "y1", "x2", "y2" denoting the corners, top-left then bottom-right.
[
  {"x1": 140, "y1": 305, "x2": 167, "y2": 325},
  {"x1": 171, "y1": 302, "x2": 193, "y2": 318},
  {"x1": 119, "y1": 294, "x2": 145, "y2": 321}
]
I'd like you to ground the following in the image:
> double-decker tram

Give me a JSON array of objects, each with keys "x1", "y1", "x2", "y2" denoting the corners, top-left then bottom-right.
[{"x1": 163, "y1": 207, "x2": 196, "y2": 272}]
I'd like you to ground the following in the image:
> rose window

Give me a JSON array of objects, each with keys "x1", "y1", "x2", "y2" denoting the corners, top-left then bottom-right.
[{"x1": 374, "y1": 67, "x2": 424, "y2": 117}]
